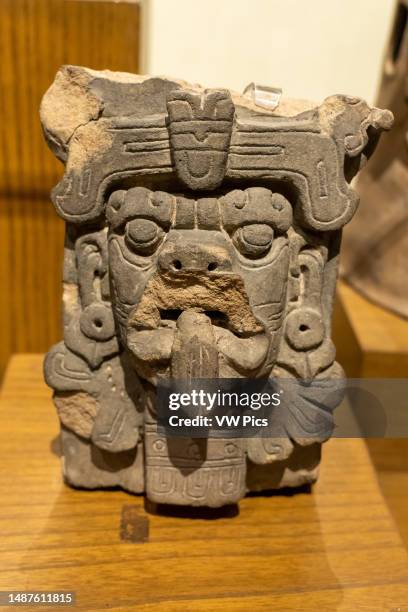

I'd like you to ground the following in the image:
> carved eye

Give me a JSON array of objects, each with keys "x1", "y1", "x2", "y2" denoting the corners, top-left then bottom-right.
[
  {"x1": 234, "y1": 224, "x2": 274, "y2": 258},
  {"x1": 125, "y1": 219, "x2": 164, "y2": 255}
]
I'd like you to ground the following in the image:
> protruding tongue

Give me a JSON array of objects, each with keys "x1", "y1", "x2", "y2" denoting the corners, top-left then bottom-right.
[
  {"x1": 171, "y1": 310, "x2": 219, "y2": 379},
  {"x1": 145, "y1": 309, "x2": 246, "y2": 508}
]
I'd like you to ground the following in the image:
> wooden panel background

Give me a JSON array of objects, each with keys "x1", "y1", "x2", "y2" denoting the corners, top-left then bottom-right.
[{"x1": 0, "y1": 0, "x2": 141, "y2": 377}]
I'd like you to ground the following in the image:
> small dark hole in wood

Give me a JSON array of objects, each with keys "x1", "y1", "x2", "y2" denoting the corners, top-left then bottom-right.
[
  {"x1": 173, "y1": 259, "x2": 182, "y2": 270},
  {"x1": 207, "y1": 262, "x2": 218, "y2": 271},
  {"x1": 94, "y1": 318, "x2": 103, "y2": 328},
  {"x1": 120, "y1": 505, "x2": 149, "y2": 543},
  {"x1": 299, "y1": 324, "x2": 309, "y2": 332}
]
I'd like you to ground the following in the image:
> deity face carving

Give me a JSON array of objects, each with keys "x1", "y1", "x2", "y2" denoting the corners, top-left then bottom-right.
[
  {"x1": 42, "y1": 67, "x2": 392, "y2": 506},
  {"x1": 106, "y1": 186, "x2": 293, "y2": 382}
]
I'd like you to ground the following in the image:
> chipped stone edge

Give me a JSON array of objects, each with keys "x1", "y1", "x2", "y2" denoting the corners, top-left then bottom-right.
[{"x1": 40, "y1": 65, "x2": 321, "y2": 164}]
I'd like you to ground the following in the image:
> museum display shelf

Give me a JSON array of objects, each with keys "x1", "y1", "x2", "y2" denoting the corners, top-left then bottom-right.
[{"x1": 0, "y1": 354, "x2": 407, "y2": 609}]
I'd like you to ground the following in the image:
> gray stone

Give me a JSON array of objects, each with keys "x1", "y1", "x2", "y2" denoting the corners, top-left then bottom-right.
[{"x1": 42, "y1": 66, "x2": 392, "y2": 507}]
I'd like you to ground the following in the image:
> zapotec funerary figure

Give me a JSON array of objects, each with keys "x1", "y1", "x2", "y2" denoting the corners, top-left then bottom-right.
[{"x1": 42, "y1": 67, "x2": 392, "y2": 507}]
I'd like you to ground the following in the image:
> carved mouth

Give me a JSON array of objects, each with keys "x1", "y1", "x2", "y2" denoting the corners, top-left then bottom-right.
[
  {"x1": 159, "y1": 308, "x2": 229, "y2": 331},
  {"x1": 126, "y1": 271, "x2": 270, "y2": 381},
  {"x1": 127, "y1": 306, "x2": 270, "y2": 383},
  {"x1": 128, "y1": 270, "x2": 264, "y2": 337}
]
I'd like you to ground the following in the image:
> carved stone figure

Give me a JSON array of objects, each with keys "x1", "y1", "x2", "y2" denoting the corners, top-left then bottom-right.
[
  {"x1": 341, "y1": 0, "x2": 408, "y2": 318},
  {"x1": 42, "y1": 66, "x2": 392, "y2": 507}
]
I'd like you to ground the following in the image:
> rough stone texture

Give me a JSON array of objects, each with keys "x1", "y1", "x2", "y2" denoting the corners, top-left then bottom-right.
[
  {"x1": 54, "y1": 391, "x2": 99, "y2": 439},
  {"x1": 341, "y1": 0, "x2": 408, "y2": 318},
  {"x1": 42, "y1": 66, "x2": 392, "y2": 507}
]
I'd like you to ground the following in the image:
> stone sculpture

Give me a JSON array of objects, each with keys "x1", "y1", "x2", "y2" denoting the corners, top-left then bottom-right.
[
  {"x1": 42, "y1": 66, "x2": 392, "y2": 507},
  {"x1": 341, "y1": 0, "x2": 408, "y2": 318}
]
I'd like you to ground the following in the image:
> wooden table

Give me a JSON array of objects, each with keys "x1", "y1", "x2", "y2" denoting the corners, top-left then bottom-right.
[
  {"x1": 333, "y1": 281, "x2": 408, "y2": 551},
  {"x1": 333, "y1": 281, "x2": 408, "y2": 378},
  {"x1": 1, "y1": 355, "x2": 408, "y2": 611}
]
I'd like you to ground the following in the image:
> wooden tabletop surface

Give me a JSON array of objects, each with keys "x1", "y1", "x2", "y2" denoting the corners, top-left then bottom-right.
[
  {"x1": 333, "y1": 281, "x2": 408, "y2": 378},
  {"x1": 0, "y1": 354, "x2": 407, "y2": 611}
]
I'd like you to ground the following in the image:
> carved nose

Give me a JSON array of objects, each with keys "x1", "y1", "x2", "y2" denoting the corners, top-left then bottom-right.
[{"x1": 159, "y1": 240, "x2": 232, "y2": 274}]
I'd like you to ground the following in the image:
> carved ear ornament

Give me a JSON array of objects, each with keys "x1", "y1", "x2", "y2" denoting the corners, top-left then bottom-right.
[{"x1": 64, "y1": 229, "x2": 119, "y2": 369}]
